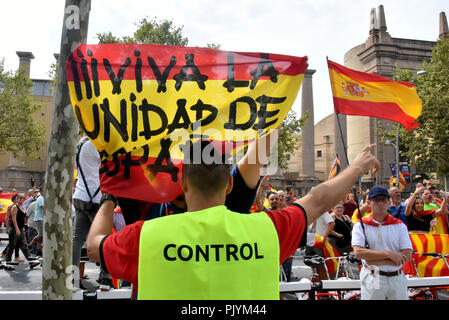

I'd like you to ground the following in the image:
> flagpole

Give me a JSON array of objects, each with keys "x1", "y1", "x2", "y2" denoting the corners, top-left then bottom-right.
[
  {"x1": 396, "y1": 123, "x2": 400, "y2": 189},
  {"x1": 335, "y1": 113, "x2": 369, "y2": 248}
]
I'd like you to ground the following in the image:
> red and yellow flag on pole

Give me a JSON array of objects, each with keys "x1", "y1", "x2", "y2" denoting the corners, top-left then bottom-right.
[
  {"x1": 313, "y1": 233, "x2": 340, "y2": 274},
  {"x1": 328, "y1": 154, "x2": 341, "y2": 180},
  {"x1": 327, "y1": 58, "x2": 422, "y2": 130},
  {"x1": 67, "y1": 44, "x2": 308, "y2": 203},
  {"x1": 404, "y1": 233, "x2": 449, "y2": 277}
]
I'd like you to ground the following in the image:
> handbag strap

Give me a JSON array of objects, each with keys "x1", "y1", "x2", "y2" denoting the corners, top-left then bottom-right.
[{"x1": 76, "y1": 137, "x2": 100, "y2": 202}]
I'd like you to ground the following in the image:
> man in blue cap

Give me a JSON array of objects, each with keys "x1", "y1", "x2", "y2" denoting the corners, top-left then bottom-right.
[{"x1": 352, "y1": 185, "x2": 413, "y2": 300}]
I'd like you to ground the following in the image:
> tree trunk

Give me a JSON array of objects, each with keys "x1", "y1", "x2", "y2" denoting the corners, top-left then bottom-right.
[{"x1": 42, "y1": 0, "x2": 90, "y2": 300}]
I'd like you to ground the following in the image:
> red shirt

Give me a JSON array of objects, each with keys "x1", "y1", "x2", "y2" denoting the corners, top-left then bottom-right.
[{"x1": 100, "y1": 203, "x2": 307, "y2": 295}]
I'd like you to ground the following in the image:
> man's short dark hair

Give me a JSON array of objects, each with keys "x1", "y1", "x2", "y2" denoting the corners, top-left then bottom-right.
[
  {"x1": 285, "y1": 185, "x2": 294, "y2": 192},
  {"x1": 182, "y1": 140, "x2": 232, "y2": 195}
]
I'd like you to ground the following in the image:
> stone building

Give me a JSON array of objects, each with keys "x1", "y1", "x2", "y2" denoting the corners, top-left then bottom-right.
[
  {"x1": 344, "y1": 5, "x2": 446, "y2": 189},
  {"x1": 0, "y1": 52, "x2": 55, "y2": 192},
  {"x1": 285, "y1": 5, "x2": 448, "y2": 195}
]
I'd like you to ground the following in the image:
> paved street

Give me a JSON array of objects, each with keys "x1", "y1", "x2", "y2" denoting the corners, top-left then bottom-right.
[
  {"x1": 0, "y1": 230, "x2": 313, "y2": 298},
  {"x1": 0, "y1": 230, "x2": 102, "y2": 294}
]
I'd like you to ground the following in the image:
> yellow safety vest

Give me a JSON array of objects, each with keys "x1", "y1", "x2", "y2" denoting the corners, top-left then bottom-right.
[{"x1": 138, "y1": 205, "x2": 280, "y2": 300}]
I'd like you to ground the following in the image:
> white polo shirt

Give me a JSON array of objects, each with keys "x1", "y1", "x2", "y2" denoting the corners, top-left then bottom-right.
[{"x1": 352, "y1": 215, "x2": 412, "y2": 272}]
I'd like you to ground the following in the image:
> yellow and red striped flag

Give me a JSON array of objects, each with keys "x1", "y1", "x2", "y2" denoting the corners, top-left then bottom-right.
[
  {"x1": 67, "y1": 44, "x2": 308, "y2": 203},
  {"x1": 327, "y1": 59, "x2": 422, "y2": 130},
  {"x1": 398, "y1": 170, "x2": 407, "y2": 190},
  {"x1": 313, "y1": 233, "x2": 340, "y2": 274},
  {"x1": 404, "y1": 233, "x2": 449, "y2": 277},
  {"x1": 328, "y1": 154, "x2": 341, "y2": 180}
]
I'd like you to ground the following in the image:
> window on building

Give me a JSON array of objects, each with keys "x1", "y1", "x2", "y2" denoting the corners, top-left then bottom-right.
[{"x1": 317, "y1": 150, "x2": 322, "y2": 158}]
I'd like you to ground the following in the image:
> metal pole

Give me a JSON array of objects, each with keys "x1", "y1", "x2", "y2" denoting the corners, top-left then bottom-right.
[
  {"x1": 396, "y1": 123, "x2": 400, "y2": 188},
  {"x1": 42, "y1": 0, "x2": 91, "y2": 300}
]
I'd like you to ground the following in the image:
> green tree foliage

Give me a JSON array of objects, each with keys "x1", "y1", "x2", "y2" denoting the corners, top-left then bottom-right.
[
  {"x1": 0, "y1": 60, "x2": 45, "y2": 160},
  {"x1": 205, "y1": 43, "x2": 221, "y2": 50},
  {"x1": 378, "y1": 38, "x2": 449, "y2": 183},
  {"x1": 97, "y1": 17, "x2": 188, "y2": 45},
  {"x1": 278, "y1": 110, "x2": 307, "y2": 170}
]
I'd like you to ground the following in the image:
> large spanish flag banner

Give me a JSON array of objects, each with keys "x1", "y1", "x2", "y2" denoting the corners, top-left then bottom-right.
[
  {"x1": 403, "y1": 233, "x2": 449, "y2": 277},
  {"x1": 67, "y1": 44, "x2": 308, "y2": 203},
  {"x1": 327, "y1": 59, "x2": 422, "y2": 130}
]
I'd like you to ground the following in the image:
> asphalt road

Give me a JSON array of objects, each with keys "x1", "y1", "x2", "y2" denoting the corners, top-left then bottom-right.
[{"x1": 0, "y1": 229, "x2": 102, "y2": 294}]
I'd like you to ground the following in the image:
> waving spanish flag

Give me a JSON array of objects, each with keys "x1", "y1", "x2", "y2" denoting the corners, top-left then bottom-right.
[
  {"x1": 67, "y1": 44, "x2": 308, "y2": 203},
  {"x1": 327, "y1": 59, "x2": 422, "y2": 130}
]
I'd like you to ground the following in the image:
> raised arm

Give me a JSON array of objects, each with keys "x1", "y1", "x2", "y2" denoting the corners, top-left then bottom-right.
[
  {"x1": 296, "y1": 144, "x2": 379, "y2": 225},
  {"x1": 237, "y1": 129, "x2": 278, "y2": 189},
  {"x1": 405, "y1": 186, "x2": 425, "y2": 217},
  {"x1": 433, "y1": 193, "x2": 449, "y2": 217},
  {"x1": 255, "y1": 175, "x2": 270, "y2": 212}
]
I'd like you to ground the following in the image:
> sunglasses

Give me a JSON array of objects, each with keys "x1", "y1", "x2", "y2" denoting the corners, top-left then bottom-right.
[{"x1": 19, "y1": 197, "x2": 26, "y2": 200}]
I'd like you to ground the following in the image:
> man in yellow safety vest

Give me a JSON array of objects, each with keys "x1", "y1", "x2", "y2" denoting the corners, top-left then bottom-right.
[{"x1": 87, "y1": 141, "x2": 379, "y2": 299}]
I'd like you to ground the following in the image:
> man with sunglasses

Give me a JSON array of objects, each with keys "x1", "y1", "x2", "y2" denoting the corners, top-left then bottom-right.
[{"x1": 352, "y1": 185, "x2": 413, "y2": 300}]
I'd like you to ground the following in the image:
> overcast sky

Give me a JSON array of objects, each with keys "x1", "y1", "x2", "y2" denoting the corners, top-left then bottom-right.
[{"x1": 0, "y1": 0, "x2": 447, "y2": 124}]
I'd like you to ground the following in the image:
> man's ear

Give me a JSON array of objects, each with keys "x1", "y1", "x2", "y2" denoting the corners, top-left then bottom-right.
[
  {"x1": 180, "y1": 172, "x2": 188, "y2": 193},
  {"x1": 225, "y1": 174, "x2": 234, "y2": 195}
]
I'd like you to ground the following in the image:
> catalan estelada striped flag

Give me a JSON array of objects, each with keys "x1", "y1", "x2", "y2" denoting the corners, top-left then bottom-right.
[
  {"x1": 403, "y1": 233, "x2": 449, "y2": 277},
  {"x1": 327, "y1": 58, "x2": 422, "y2": 130},
  {"x1": 67, "y1": 44, "x2": 308, "y2": 203},
  {"x1": 328, "y1": 154, "x2": 341, "y2": 180}
]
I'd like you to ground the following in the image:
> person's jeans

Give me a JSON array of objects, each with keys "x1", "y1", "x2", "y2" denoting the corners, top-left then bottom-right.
[
  {"x1": 72, "y1": 199, "x2": 100, "y2": 283},
  {"x1": 281, "y1": 257, "x2": 293, "y2": 282}
]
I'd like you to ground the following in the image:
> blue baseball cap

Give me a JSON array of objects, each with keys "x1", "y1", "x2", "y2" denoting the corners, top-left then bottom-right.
[{"x1": 368, "y1": 186, "x2": 390, "y2": 200}]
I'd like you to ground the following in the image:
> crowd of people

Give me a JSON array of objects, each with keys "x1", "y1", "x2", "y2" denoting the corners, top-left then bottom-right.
[
  {"x1": 1, "y1": 134, "x2": 448, "y2": 300},
  {"x1": 250, "y1": 173, "x2": 449, "y2": 299}
]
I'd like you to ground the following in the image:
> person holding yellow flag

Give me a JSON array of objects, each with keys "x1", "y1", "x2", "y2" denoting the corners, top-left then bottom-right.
[{"x1": 87, "y1": 142, "x2": 379, "y2": 299}]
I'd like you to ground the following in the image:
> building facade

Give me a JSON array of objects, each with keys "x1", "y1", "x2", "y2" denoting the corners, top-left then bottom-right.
[
  {"x1": 285, "y1": 5, "x2": 448, "y2": 195},
  {"x1": 0, "y1": 52, "x2": 55, "y2": 192}
]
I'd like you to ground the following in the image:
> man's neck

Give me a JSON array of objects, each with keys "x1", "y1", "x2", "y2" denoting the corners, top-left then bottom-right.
[
  {"x1": 185, "y1": 194, "x2": 225, "y2": 212},
  {"x1": 372, "y1": 210, "x2": 387, "y2": 223}
]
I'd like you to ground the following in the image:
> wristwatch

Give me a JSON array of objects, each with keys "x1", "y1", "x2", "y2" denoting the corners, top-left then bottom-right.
[{"x1": 100, "y1": 193, "x2": 117, "y2": 207}]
